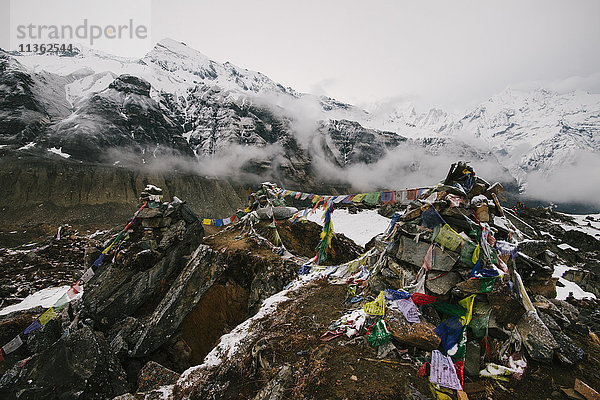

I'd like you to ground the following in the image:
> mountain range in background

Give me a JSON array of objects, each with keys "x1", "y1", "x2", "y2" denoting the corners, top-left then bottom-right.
[{"x1": 1, "y1": 38, "x2": 599, "y2": 212}]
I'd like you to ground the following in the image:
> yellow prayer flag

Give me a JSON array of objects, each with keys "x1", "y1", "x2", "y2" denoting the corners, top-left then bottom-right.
[
  {"x1": 434, "y1": 224, "x2": 463, "y2": 251},
  {"x1": 352, "y1": 193, "x2": 367, "y2": 203},
  {"x1": 472, "y1": 244, "x2": 480, "y2": 264},
  {"x1": 39, "y1": 307, "x2": 56, "y2": 326},
  {"x1": 363, "y1": 291, "x2": 385, "y2": 316},
  {"x1": 459, "y1": 294, "x2": 476, "y2": 326},
  {"x1": 203, "y1": 219, "x2": 212, "y2": 225}
]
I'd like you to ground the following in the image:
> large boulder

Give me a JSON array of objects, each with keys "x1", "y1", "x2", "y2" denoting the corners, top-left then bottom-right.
[
  {"x1": 0, "y1": 326, "x2": 128, "y2": 399},
  {"x1": 385, "y1": 308, "x2": 441, "y2": 350}
]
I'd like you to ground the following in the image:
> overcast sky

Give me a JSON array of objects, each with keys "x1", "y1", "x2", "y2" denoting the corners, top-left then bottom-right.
[{"x1": 4, "y1": 0, "x2": 600, "y2": 112}]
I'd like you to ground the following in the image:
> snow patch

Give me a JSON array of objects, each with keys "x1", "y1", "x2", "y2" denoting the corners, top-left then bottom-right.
[
  {"x1": 557, "y1": 243, "x2": 578, "y2": 251},
  {"x1": 552, "y1": 264, "x2": 596, "y2": 300},
  {"x1": 0, "y1": 285, "x2": 82, "y2": 316},
  {"x1": 306, "y1": 208, "x2": 390, "y2": 246},
  {"x1": 18, "y1": 142, "x2": 36, "y2": 150},
  {"x1": 48, "y1": 147, "x2": 71, "y2": 158}
]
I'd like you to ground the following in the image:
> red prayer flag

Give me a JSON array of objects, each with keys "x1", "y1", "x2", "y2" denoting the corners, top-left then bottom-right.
[{"x1": 411, "y1": 292, "x2": 437, "y2": 305}]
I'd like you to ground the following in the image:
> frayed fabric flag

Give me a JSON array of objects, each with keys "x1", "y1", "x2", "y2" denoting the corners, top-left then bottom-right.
[
  {"x1": 380, "y1": 191, "x2": 395, "y2": 204},
  {"x1": 434, "y1": 316, "x2": 463, "y2": 355},
  {"x1": 223, "y1": 217, "x2": 232, "y2": 225},
  {"x1": 407, "y1": 189, "x2": 418, "y2": 200},
  {"x1": 363, "y1": 192, "x2": 381, "y2": 206},
  {"x1": 384, "y1": 289, "x2": 411, "y2": 301},
  {"x1": 398, "y1": 298, "x2": 420, "y2": 323},
  {"x1": 430, "y1": 350, "x2": 463, "y2": 390},
  {"x1": 396, "y1": 190, "x2": 408, "y2": 204},
  {"x1": 421, "y1": 207, "x2": 445, "y2": 229},
  {"x1": 203, "y1": 219, "x2": 212, "y2": 225},
  {"x1": 39, "y1": 307, "x2": 56, "y2": 326},
  {"x1": 367, "y1": 319, "x2": 391, "y2": 347},
  {"x1": 53, "y1": 293, "x2": 70, "y2": 310},
  {"x1": 352, "y1": 193, "x2": 367, "y2": 203},
  {"x1": 80, "y1": 267, "x2": 95, "y2": 283},
  {"x1": 2, "y1": 335, "x2": 23, "y2": 355},
  {"x1": 458, "y1": 295, "x2": 476, "y2": 326},
  {"x1": 67, "y1": 283, "x2": 81, "y2": 299},
  {"x1": 480, "y1": 276, "x2": 497, "y2": 292},
  {"x1": 422, "y1": 243, "x2": 434, "y2": 271},
  {"x1": 24, "y1": 320, "x2": 42, "y2": 334},
  {"x1": 363, "y1": 291, "x2": 385, "y2": 316},
  {"x1": 412, "y1": 292, "x2": 437, "y2": 305},
  {"x1": 215, "y1": 219, "x2": 224, "y2": 227},
  {"x1": 435, "y1": 224, "x2": 463, "y2": 251},
  {"x1": 459, "y1": 240, "x2": 477, "y2": 267},
  {"x1": 92, "y1": 254, "x2": 105, "y2": 268}
]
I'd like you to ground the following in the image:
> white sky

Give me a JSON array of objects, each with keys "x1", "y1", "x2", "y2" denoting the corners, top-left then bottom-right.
[{"x1": 3, "y1": 0, "x2": 600, "y2": 112}]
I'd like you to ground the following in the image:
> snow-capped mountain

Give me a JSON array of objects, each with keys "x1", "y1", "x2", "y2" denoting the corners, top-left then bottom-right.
[{"x1": 1, "y1": 39, "x2": 598, "y2": 205}]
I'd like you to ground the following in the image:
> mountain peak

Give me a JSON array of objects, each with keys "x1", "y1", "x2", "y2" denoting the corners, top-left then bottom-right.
[{"x1": 149, "y1": 38, "x2": 212, "y2": 62}]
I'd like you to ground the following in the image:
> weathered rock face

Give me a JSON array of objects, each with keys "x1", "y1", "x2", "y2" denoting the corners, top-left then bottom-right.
[
  {"x1": 0, "y1": 326, "x2": 129, "y2": 400},
  {"x1": 386, "y1": 309, "x2": 441, "y2": 351},
  {"x1": 0, "y1": 157, "x2": 246, "y2": 229}
]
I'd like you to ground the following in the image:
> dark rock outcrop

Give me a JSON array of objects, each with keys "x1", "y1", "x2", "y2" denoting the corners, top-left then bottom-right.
[{"x1": 0, "y1": 326, "x2": 128, "y2": 400}]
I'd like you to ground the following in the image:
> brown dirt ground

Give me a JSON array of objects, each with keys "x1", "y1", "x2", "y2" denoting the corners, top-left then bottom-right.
[{"x1": 214, "y1": 279, "x2": 600, "y2": 400}]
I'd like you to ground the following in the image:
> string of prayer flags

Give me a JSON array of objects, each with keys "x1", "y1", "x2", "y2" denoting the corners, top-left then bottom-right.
[
  {"x1": 363, "y1": 291, "x2": 386, "y2": 316},
  {"x1": 435, "y1": 224, "x2": 463, "y2": 251}
]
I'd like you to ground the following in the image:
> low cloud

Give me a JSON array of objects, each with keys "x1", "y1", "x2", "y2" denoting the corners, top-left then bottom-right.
[{"x1": 523, "y1": 151, "x2": 600, "y2": 207}]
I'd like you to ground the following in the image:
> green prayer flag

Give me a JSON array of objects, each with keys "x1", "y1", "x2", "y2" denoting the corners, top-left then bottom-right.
[{"x1": 480, "y1": 276, "x2": 497, "y2": 293}]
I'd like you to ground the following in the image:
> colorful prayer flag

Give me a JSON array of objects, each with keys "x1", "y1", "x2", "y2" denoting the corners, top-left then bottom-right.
[
  {"x1": 363, "y1": 291, "x2": 385, "y2": 316},
  {"x1": 430, "y1": 350, "x2": 463, "y2": 390},
  {"x1": 458, "y1": 295, "x2": 476, "y2": 326},
  {"x1": 53, "y1": 293, "x2": 70, "y2": 310},
  {"x1": 24, "y1": 320, "x2": 42, "y2": 334},
  {"x1": 80, "y1": 268, "x2": 95, "y2": 283},
  {"x1": 39, "y1": 307, "x2": 56, "y2": 326},
  {"x1": 2, "y1": 335, "x2": 23, "y2": 355},
  {"x1": 67, "y1": 283, "x2": 81, "y2": 299},
  {"x1": 435, "y1": 224, "x2": 463, "y2": 251}
]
